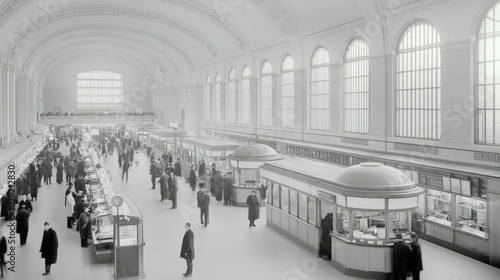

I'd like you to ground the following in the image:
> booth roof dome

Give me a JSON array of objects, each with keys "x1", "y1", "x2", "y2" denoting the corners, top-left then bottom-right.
[
  {"x1": 335, "y1": 162, "x2": 414, "y2": 190},
  {"x1": 229, "y1": 143, "x2": 283, "y2": 162}
]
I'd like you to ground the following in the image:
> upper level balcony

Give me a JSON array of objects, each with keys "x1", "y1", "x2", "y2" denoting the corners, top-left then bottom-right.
[{"x1": 37, "y1": 112, "x2": 160, "y2": 125}]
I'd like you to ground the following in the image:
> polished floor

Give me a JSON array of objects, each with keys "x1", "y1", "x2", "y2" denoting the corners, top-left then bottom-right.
[{"x1": 2, "y1": 144, "x2": 500, "y2": 280}]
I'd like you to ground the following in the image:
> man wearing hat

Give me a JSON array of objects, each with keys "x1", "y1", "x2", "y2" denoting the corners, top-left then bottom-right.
[
  {"x1": 246, "y1": 190, "x2": 260, "y2": 227},
  {"x1": 40, "y1": 222, "x2": 58, "y2": 276},
  {"x1": 188, "y1": 164, "x2": 197, "y2": 192},
  {"x1": 78, "y1": 206, "x2": 91, "y2": 247}
]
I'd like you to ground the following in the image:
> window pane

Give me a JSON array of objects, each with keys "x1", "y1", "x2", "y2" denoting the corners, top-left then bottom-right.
[
  {"x1": 396, "y1": 21, "x2": 440, "y2": 139},
  {"x1": 76, "y1": 70, "x2": 123, "y2": 110},
  {"x1": 298, "y1": 193, "x2": 307, "y2": 221},
  {"x1": 281, "y1": 186, "x2": 289, "y2": 212}
]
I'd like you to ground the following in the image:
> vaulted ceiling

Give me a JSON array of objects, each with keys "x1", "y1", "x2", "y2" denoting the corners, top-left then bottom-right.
[{"x1": 0, "y1": 0, "x2": 421, "y2": 84}]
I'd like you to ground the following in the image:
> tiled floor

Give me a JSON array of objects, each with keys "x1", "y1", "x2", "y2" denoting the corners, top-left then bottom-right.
[{"x1": 2, "y1": 143, "x2": 500, "y2": 280}]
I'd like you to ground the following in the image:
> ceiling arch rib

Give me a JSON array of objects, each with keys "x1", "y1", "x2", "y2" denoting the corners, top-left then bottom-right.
[
  {"x1": 7, "y1": 6, "x2": 221, "y2": 63},
  {"x1": 36, "y1": 46, "x2": 168, "y2": 85},
  {"x1": 23, "y1": 31, "x2": 184, "y2": 77},
  {"x1": 31, "y1": 40, "x2": 173, "y2": 80},
  {"x1": 20, "y1": 25, "x2": 195, "y2": 69},
  {"x1": 0, "y1": 0, "x2": 250, "y2": 50}
]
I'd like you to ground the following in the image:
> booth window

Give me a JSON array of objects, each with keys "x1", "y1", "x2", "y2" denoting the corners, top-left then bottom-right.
[
  {"x1": 272, "y1": 183, "x2": 280, "y2": 207},
  {"x1": 289, "y1": 189, "x2": 298, "y2": 216},
  {"x1": 280, "y1": 186, "x2": 289, "y2": 213},
  {"x1": 456, "y1": 196, "x2": 488, "y2": 238},
  {"x1": 76, "y1": 70, "x2": 123, "y2": 110},
  {"x1": 298, "y1": 193, "x2": 308, "y2": 222},
  {"x1": 425, "y1": 189, "x2": 452, "y2": 226},
  {"x1": 307, "y1": 197, "x2": 317, "y2": 226}
]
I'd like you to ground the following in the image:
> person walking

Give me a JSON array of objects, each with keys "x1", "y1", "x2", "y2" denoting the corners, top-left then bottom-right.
[
  {"x1": 180, "y1": 223, "x2": 194, "y2": 277},
  {"x1": 168, "y1": 172, "x2": 178, "y2": 209},
  {"x1": 197, "y1": 184, "x2": 205, "y2": 224},
  {"x1": 246, "y1": 190, "x2": 260, "y2": 227},
  {"x1": 40, "y1": 222, "x2": 58, "y2": 276},
  {"x1": 44, "y1": 159, "x2": 53, "y2": 185},
  {"x1": 410, "y1": 232, "x2": 423, "y2": 280},
  {"x1": 200, "y1": 190, "x2": 210, "y2": 227},
  {"x1": 198, "y1": 159, "x2": 206, "y2": 178},
  {"x1": 16, "y1": 205, "x2": 30, "y2": 246},
  {"x1": 223, "y1": 173, "x2": 233, "y2": 205},
  {"x1": 159, "y1": 171, "x2": 169, "y2": 202},
  {"x1": 55, "y1": 160, "x2": 63, "y2": 184},
  {"x1": 174, "y1": 158, "x2": 182, "y2": 182},
  {"x1": 188, "y1": 165, "x2": 197, "y2": 192},
  {"x1": 122, "y1": 156, "x2": 130, "y2": 182}
]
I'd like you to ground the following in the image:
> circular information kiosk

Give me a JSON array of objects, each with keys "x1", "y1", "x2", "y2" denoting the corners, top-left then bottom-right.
[
  {"x1": 331, "y1": 162, "x2": 424, "y2": 279},
  {"x1": 228, "y1": 143, "x2": 283, "y2": 206}
]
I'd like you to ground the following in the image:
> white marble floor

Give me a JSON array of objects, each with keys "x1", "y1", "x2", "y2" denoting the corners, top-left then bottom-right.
[{"x1": 1, "y1": 144, "x2": 500, "y2": 280}]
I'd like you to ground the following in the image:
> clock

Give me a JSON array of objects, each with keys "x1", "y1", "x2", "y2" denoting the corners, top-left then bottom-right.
[
  {"x1": 111, "y1": 195, "x2": 124, "y2": 207},
  {"x1": 187, "y1": 86, "x2": 192, "y2": 101}
]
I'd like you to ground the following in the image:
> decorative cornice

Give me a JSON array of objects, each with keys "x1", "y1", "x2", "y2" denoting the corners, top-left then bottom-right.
[
  {"x1": 8, "y1": 7, "x2": 219, "y2": 61},
  {"x1": 252, "y1": 0, "x2": 296, "y2": 35},
  {"x1": 22, "y1": 26, "x2": 193, "y2": 71}
]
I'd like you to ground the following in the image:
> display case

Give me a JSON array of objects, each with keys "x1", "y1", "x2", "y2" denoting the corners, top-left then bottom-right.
[
  {"x1": 228, "y1": 143, "x2": 283, "y2": 207},
  {"x1": 456, "y1": 196, "x2": 488, "y2": 239},
  {"x1": 426, "y1": 189, "x2": 452, "y2": 227}
]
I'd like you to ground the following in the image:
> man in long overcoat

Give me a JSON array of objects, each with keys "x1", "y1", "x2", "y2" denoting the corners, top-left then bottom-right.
[
  {"x1": 246, "y1": 190, "x2": 260, "y2": 227},
  {"x1": 223, "y1": 174, "x2": 233, "y2": 205},
  {"x1": 159, "y1": 171, "x2": 169, "y2": 202},
  {"x1": 40, "y1": 222, "x2": 58, "y2": 276},
  {"x1": 188, "y1": 165, "x2": 197, "y2": 192},
  {"x1": 180, "y1": 223, "x2": 194, "y2": 277},
  {"x1": 393, "y1": 233, "x2": 412, "y2": 280},
  {"x1": 16, "y1": 205, "x2": 30, "y2": 246},
  {"x1": 78, "y1": 207, "x2": 90, "y2": 247}
]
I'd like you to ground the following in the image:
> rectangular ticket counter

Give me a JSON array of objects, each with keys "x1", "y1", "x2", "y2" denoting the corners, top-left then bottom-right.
[{"x1": 179, "y1": 136, "x2": 241, "y2": 176}]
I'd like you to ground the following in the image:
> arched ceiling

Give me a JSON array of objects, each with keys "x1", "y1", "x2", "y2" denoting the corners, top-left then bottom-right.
[{"x1": 0, "y1": 0, "x2": 412, "y2": 84}]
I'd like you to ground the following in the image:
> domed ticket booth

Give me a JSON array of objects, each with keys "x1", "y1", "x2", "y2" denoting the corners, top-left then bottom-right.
[
  {"x1": 228, "y1": 143, "x2": 283, "y2": 207},
  {"x1": 330, "y1": 163, "x2": 425, "y2": 279},
  {"x1": 260, "y1": 159, "x2": 424, "y2": 280}
]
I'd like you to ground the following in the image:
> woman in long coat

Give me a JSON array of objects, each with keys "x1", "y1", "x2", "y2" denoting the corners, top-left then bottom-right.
[
  {"x1": 55, "y1": 160, "x2": 63, "y2": 184},
  {"x1": 1, "y1": 186, "x2": 17, "y2": 220},
  {"x1": 246, "y1": 191, "x2": 260, "y2": 227}
]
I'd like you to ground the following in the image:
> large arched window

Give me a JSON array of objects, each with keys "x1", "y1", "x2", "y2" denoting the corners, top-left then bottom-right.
[
  {"x1": 477, "y1": 3, "x2": 500, "y2": 144},
  {"x1": 227, "y1": 69, "x2": 236, "y2": 123},
  {"x1": 396, "y1": 20, "x2": 441, "y2": 139},
  {"x1": 205, "y1": 75, "x2": 211, "y2": 122},
  {"x1": 240, "y1": 66, "x2": 251, "y2": 124},
  {"x1": 260, "y1": 61, "x2": 273, "y2": 126},
  {"x1": 343, "y1": 38, "x2": 369, "y2": 134},
  {"x1": 214, "y1": 73, "x2": 221, "y2": 122},
  {"x1": 310, "y1": 47, "x2": 330, "y2": 130},
  {"x1": 76, "y1": 70, "x2": 123, "y2": 110},
  {"x1": 281, "y1": 55, "x2": 294, "y2": 128}
]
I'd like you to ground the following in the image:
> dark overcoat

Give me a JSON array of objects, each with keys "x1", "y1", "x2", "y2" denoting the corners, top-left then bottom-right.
[
  {"x1": 180, "y1": 229, "x2": 194, "y2": 259},
  {"x1": 16, "y1": 208, "x2": 30, "y2": 234},
  {"x1": 410, "y1": 241, "x2": 423, "y2": 272},
  {"x1": 78, "y1": 212, "x2": 90, "y2": 239},
  {"x1": 246, "y1": 194, "x2": 260, "y2": 220},
  {"x1": 393, "y1": 240, "x2": 412, "y2": 276},
  {"x1": 40, "y1": 228, "x2": 58, "y2": 264},
  {"x1": 188, "y1": 169, "x2": 197, "y2": 189}
]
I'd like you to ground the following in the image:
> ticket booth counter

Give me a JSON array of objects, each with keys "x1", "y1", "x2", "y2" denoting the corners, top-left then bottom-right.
[
  {"x1": 147, "y1": 128, "x2": 185, "y2": 155},
  {"x1": 260, "y1": 159, "x2": 424, "y2": 280},
  {"x1": 112, "y1": 196, "x2": 145, "y2": 279},
  {"x1": 179, "y1": 136, "x2": 241, "y2": 177},
  {"x1": 228, "y1": 143, "x2": 283, "y2": 207}
]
